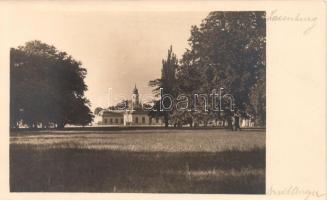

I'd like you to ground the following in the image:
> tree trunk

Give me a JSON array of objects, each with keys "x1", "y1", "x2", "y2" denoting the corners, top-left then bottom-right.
[
  {"x1": 57, "y1": 122, "x2": 66, "y2": 129},
  {"x1": 227, "y1": 117, "x2": 233, "y2": 130},
  {"x1": 164, "y1": 113, "x2": 169, "y2": 128}
]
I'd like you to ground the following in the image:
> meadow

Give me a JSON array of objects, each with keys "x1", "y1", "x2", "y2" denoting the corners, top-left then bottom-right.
[{"x1": 10, "y1": 128, "x2": 266, "y2": 193}]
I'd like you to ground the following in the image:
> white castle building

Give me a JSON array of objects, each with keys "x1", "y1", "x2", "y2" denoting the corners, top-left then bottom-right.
[{"x1": 97, "y1": 85, "x2": 163, "y2": 126}]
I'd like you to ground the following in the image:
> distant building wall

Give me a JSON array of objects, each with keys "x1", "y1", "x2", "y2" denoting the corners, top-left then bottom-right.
[
  {"x1": 99, "y1": 110, "x2": 124, "y2": 126},
  {"x1": 102, "y1": 116, "x2": 124, "y2": 125},
  {"x1": 122, "y1": 112, "x2": 163, "y2": 126}
]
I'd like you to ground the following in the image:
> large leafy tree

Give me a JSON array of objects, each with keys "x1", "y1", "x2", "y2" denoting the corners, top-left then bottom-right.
[
  {"x1": 10, "y1": 40, "x2": 94, "y2": 128},
  {"x1": 177, "y1": 11, "x2": 266, "y2": 127}
]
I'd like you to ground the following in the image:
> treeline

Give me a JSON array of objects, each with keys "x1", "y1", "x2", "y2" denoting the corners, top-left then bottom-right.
[
  {"x1": 149, "y1": 11, "x2": 266, "y2": 128},
  {"x1": 10, "y1": 41, "x2": 94, "y2": 129}
]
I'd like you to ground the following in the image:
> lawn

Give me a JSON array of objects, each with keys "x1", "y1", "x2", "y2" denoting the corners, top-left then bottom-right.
[{"x1": 10, "y1": 128, "x2": 266, "y2": 193}]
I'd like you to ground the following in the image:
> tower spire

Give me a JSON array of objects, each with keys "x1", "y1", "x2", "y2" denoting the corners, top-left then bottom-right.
[
  {"x1": 133, "y1": 84, "x2": 138, "y2": 94},
  {"x1": 132, "y1": 84, "x2": 139, "y2": 109}
]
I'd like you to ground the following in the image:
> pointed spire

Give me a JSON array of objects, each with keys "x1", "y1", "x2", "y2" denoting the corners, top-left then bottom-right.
[{"x1": 133, "y1": 84, "x2": 138, "y2": 94}]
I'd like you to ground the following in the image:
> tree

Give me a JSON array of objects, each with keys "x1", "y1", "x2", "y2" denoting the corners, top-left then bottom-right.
[
  {"x1": 94, "y1": 107, "x2": 104, "y2": 115},
  {"x1": 149, "y1": 46, "x2": 178, "y2": 127},
  {"x1": 10, "y1": 40, "x2": 94, "y2": 128},
  {"x1": 248, "y1": 72, "x2": 266, "y2": 126},
  {"x1": 177, "y1": 11, "x2": 266, "y2": 127},
  {"x1": 108, "y1": 100, "x2": 129, "y2": 111}
]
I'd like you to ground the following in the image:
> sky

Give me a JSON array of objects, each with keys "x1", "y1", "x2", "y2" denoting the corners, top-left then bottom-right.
[{"x1": 8, "y1": 10, "x2": 209, "y2": 110}]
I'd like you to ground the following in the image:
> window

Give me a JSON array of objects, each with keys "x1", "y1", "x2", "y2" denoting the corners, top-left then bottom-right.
[
  {"x1": 142, "y1": 117, "x2": 145, "y2": 124},
  {"x1": 104, "y1": 119, "x2": 108, "y2": 123},
  {"x1": 121, "y1": 118, "x2": 124, "y2": 123},
  {"x1": 110, "y1": 118, "x2": 113, "y2": 123},
  {"x1": 135, "y1": 117, "x2": 138, "y2": 124},
  {"x1": 115, "y1": 118, "x2": 118, "y2": 123},
  {"x1": 156, "y1": 118, "x2": 159, "y2": 123},
  {"x1": 149, "y1": 118, "x2": 152, "y2": 124}
]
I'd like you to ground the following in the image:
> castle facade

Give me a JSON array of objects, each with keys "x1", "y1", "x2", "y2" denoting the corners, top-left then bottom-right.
[{"x1": 97, "y1": 85, "x2": 163, "y2": 126}]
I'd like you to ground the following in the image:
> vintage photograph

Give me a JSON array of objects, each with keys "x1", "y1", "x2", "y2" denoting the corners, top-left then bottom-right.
[{"x1": 10, "y1": 11, "x2": 266, "y2": 194}]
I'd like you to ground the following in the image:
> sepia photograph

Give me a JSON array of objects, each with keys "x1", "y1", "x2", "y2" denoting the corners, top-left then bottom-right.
[{"x1": 9, "y1": 9, "x2": 267, "y2": 194}]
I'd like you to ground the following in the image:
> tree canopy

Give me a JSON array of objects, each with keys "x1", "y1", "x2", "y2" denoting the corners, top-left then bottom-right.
[
  {"x1": 10, "y1": 40, "x2": 94, "y2": 128},
  {"x1": 149, "y1": 46, "x2": 179, "y2": 127},
  {"x1": 150, "y1": 11, "x2": 266, "y2": 127}
]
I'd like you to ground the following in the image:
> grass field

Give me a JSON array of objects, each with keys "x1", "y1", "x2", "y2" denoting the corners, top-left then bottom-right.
[{"x1": 10, "y1": 129, "x2": 266, "y2": 193}]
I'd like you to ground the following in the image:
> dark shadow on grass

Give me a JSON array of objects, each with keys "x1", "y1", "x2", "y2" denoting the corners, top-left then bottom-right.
[{"x1": 10, "y1": 144, "x2": 265, "y2": 194}]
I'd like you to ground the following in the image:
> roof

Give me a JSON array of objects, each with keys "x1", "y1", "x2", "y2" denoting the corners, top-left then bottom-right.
[
  {"x1": 124, "y1": 108, "x2": 149, "y2": 115},
  {"x1": 131, "y1": 110, "x2": 149, "y2": 115},
  {"x1": 100, "y1": 110, "x2": 124, "y2": 117}
]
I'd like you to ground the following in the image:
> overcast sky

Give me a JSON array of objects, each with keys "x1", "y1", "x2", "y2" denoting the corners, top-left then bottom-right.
[{"x1": 8, "y1": 10, "x2": 208, "y2": 110}]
